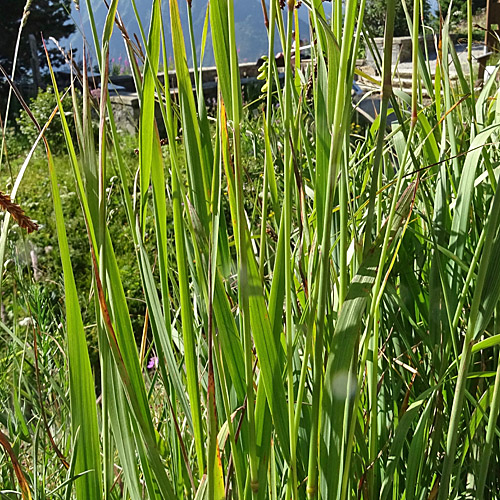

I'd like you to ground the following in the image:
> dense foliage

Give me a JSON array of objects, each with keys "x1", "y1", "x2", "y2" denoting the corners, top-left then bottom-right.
[
  {"x1": 438, "y1": 0, "x2": 486, "y2": 21},
  {"x1": 14, "y1": 86, "x2": 80, "y2": 155},
  {"x1": 365, "y1": 0, "x2": 431, "y2": 36},
  {"x1": 0, "y1": 0, "x2": 74, "y2": 106},
  {"x1": 1, "y1": 0, "x2": 500, "y2": 499}
]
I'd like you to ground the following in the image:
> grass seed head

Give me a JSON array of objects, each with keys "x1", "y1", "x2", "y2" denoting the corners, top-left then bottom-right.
[{"x1": 0, "y1": 192, "x2": 39, "y2": 233}]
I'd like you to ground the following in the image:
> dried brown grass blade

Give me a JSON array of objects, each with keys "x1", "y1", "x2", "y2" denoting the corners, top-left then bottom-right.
[{"x1": 0, "y1": 429, "x2": 33, "y2": 500}]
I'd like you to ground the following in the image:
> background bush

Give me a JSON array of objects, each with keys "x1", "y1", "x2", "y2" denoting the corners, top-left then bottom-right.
[
  {"x1": 365, "y1": 0, "x2": 431, "y2": 36},
  {"x1": 15, "y1": 86, "x2": 80, "y2": 156}
]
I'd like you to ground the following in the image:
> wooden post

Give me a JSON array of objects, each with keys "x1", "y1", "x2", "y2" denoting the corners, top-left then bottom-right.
[{"x1": 478, "y1": 0, "x2": 500, "y2": 80}]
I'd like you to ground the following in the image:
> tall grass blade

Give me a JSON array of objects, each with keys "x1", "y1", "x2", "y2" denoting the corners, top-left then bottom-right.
[{"x1": 321, "y1": 181, "x2": 417, "y2": 499}]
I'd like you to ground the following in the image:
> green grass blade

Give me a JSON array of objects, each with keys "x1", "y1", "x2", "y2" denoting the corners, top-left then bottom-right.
[
  {"x1": 321, "y1": 182, "x2": 417, "y2": 499},
  {"x1": 45, "y1": 147, "x2": 102, "y2": 499},
  {"x1": 139, "y1": 0, "x2": 161, "y2": 232}
]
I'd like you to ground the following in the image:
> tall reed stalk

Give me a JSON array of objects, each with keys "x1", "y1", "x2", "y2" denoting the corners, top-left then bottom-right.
[{"x1": 2, "y1": 0, "x2": 500, "y2": 499}]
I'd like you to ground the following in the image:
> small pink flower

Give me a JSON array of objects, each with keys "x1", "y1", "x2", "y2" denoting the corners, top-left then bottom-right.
[{"x1": 147, "y1": 356, "x2": 158, "y2": 369}]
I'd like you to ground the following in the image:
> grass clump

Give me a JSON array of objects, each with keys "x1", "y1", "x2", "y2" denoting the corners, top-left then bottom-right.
[{"x1": 1, "y1": 0, "x2": 500, "y2": 499}]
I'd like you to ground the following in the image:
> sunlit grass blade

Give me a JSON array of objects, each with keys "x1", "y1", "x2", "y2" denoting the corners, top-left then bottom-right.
[
  {"x1": 138, "y1": 0, "x2": 161, "y2": 232},
  {"x1": 439, "y1": 156, "x2": 500, "y2": 499},
  {"x1": 321, "y1": 181, "x2": 417, "y2": 499},
  {"x1": 45, "y1": 142, "x2": 102, "y2": 500}
]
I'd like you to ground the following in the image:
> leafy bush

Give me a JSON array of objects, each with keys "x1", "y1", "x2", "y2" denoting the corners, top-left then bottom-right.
[
  {"x1": 365, "y1": 0, "x2": 432, "y2": 36},
  {"x1": 438, "y1": 0, "x2": 486, "y2": 24},
  {"x1": 15, "y1": 86, "x2": 80, "y2": 156}
]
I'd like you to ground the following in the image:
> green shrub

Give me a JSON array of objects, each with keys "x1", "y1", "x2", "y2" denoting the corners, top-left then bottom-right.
[
  {"x1": 16, "y1": 86, "x2": 80, "y2": 156},
  {"x1": 365, "y1": 0, "x2": 432, "y2": 36}
]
